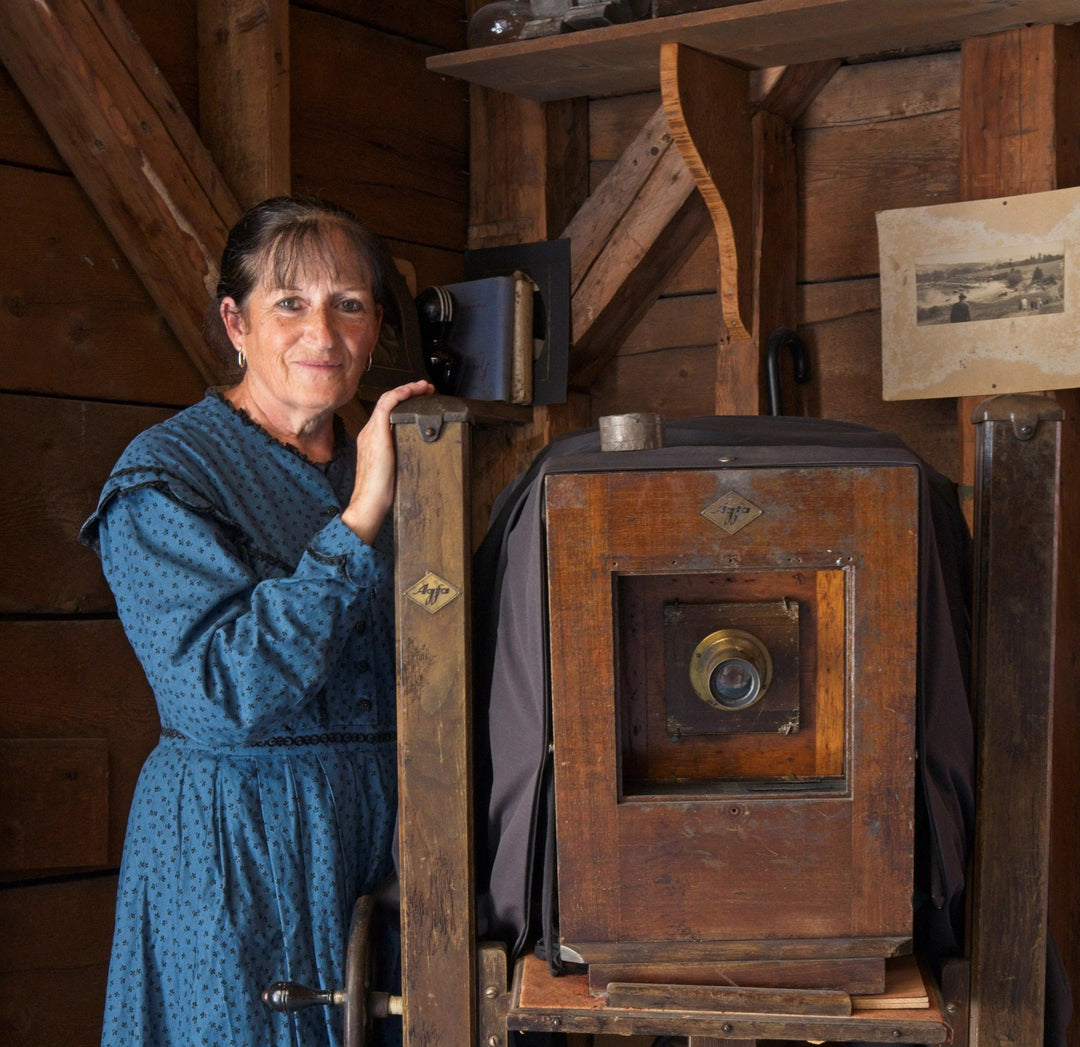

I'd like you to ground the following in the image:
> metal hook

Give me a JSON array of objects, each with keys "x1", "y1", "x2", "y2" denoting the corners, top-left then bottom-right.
[{"x1": 765, "y1": 327, "x2": 811, "y2": 416}]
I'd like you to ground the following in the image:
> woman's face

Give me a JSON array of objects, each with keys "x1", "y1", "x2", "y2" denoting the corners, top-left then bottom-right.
[{"x1": 222, "y1": 230, "x2": 383, "y2": 422}]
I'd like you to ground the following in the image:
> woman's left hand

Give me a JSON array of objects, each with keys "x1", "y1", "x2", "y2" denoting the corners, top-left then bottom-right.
[{"x1": 341, "y1": 380, "x2": 435, "y2": 544}]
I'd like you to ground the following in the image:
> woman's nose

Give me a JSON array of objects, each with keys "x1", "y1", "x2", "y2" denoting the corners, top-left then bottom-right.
[{"x1": 305, "y1": 303, "x2": 335, "y2": 346}]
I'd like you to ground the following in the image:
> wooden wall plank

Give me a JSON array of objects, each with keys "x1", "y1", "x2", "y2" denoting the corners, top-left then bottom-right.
[
  {"x1": 799, "y1": 108, "x2": 959, "y2": 283},
  {"x1": 117, "y1": 0, "x2": 198, "y2": 122},
  {"x1": 291, "y1": 6, "x2": 468, "y2": 251},
  {"x1": 798, "y1": 308, "x2": 957, "y2": 478},
  {"x1": 304, "y1": 0, "x2": 467, "y2": 52},
  {"x1": 0, "y1": 65, "x2": 66, "y2": 171},
  {"x1": 0, "y1": 619, "x2": 158, "y2": 873},
  {"x1": 0, "y1": 395, "x2": 174, "y2": 614},
  {"x1": 590, "y1": 91, "x2": 662, "y2": 168},
  {"x1": 618, "y1": 293, "x2": 720, "y2": 357},
  {"x1": 468, "y1": 88, "x2": 588, "y2": 249},
  {"x1": 0, "y1": 167, "x2": 205, "y2": 404},
  {"x1": 0, "y1": 739, "x2": 109, "y2": 872},
  {"x1": 800, "y1": 50, "x2": 960, "y2": 128},
  {"x1": 0, "y1": 875, "x2": 117, "y2": 1047},
  {"x1": 797, "y1": 274, "x2": 881, "y2": 325},
  {"x1": 588, "y1": 343, "x2": 717, "y2": 422}
]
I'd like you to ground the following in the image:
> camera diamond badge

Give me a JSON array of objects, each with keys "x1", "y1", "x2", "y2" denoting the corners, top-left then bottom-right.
[
  {"x1": 702, "y1": 491, "x2": 763, "y2": 535},
  {"x1": 406, "y1": 571, "x2": 461, "y2": 614}
]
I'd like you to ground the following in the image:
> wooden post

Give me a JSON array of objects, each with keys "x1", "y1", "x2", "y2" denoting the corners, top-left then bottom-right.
[
  {"x1": 958, "y1": 27, "x2": 1080, "y2": 1045},
  {"x1": 392, "y1": 396, "x2": 475, "y2": 1047},
  {"x1": 967, "y1": 393, "x2": 1063, "y2": 1047},
  {"x1": 197, "y1": 0, "x2": 291, "y2": 208},
  {"x1": 466, "y1": 72, "x2": 592, "y2": 546},
  {"x1": 957, "y1": 24, "x2": 1080, "y2": 518}
]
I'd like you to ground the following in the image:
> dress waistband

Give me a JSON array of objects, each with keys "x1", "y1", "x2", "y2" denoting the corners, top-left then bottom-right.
[{"x1": 159, "y1": 726, "x2": 396, "y2": 748}]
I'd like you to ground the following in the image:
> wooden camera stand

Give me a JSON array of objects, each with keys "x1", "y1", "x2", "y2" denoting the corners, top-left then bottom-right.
[{"x1": 389, "y1": 394, "x2": 1063, "y2": 1047}]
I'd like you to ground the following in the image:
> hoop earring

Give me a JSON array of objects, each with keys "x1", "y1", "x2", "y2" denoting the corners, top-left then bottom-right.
[
  {"x1": 366, "y1": 354, "x2": 374, "y2": 372},
  {"x1": 237, "y1": 347, "x2": 246, "y2": 369}
]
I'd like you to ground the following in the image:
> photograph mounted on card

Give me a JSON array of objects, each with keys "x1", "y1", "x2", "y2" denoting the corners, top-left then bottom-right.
[{"x1": 877, "y1": 186, "x2": 1080, "y2": 401}]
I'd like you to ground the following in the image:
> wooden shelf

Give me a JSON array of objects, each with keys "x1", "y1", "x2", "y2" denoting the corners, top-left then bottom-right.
[{"x1": 428, "y1": 0, "x2": 1080, "y2": 100}]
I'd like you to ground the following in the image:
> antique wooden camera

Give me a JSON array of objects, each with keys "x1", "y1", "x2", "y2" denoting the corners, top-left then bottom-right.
[{"x1": 544, "y1": 457, "x2": 919, "y2": 996}]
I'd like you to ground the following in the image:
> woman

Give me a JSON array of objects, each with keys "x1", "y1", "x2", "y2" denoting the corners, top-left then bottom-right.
[{"x1": 79, "y1": 196, "x2": 433, "y2": 1046}]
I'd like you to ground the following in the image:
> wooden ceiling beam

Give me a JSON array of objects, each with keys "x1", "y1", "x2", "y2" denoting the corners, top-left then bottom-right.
[
  {"x1": 0, "y1": 0, "x2": 242, "y2": 386},
  {"x1": 562, "y1": 104, "x2": 711, "y2": 386}
]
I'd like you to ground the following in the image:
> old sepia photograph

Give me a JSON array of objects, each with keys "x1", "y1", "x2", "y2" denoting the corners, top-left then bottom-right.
[
  {"x1": 878, "y1": 185, "x2": 1080, "y2": 400},
  {"x1": 915, "y1": 245, "x2": 1065, "y2": 326}
]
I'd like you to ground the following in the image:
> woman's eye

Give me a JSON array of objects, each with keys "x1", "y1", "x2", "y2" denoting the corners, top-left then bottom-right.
[
  {"x1": 277, "y1": 297, "x2": 301, "y2": 310},
  {"x1": 339, "y1": 298, "x2": 365, "y2": 314}
]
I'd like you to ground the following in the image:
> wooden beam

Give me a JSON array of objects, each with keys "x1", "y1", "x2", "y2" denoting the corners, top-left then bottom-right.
[
  {"x1": 392, "y1": 397, "x2": 474, "y2": 1047},
  {"x1": 0, "y1": 0, "x2": 241, "y2": 385},
  {"x1": 662, "y1": 45, "x2": 837, "y2": 413},
  {"x1": 468, "y1": 87, "x2": 589, "y2": 249},
  {"x1": 198, "y1": 0, "x2": 291, "y2": 208},
  {"x1": 557, "y1": 48, "x2": 835, "y2": 404},
  {"x1": 958, "y1": 31, "x2": 1080, "y2": 1047},
  {"x1": 968, "y1": 395, "x2": 1063, "y2": 1047},
  {"x1": 562, "y1": 104, "x2": 711, "y2": 386},
  {"x1": 466, "y1": 82, "x2": 592, "y2": 545}
]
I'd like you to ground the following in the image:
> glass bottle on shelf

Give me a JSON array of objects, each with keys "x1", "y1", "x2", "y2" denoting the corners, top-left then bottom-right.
[{"x1": 467, "y1": 1, "x2": 532, "y2": 48}]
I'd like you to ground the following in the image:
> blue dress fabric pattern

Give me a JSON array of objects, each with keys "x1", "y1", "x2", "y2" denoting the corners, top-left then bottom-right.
[{"x1": 79, "y1": 390, "x2": 397, "y2": 1047}]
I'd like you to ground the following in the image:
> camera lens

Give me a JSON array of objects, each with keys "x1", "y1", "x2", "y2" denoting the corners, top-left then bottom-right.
[{"x1": 709, "y1": 657, "x2": 761, "y2": 709}]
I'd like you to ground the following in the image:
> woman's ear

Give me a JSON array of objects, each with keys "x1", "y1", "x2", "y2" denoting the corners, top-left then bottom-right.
[{"x1": 220, "y1": 297, "x2": 246, "y2": 346}]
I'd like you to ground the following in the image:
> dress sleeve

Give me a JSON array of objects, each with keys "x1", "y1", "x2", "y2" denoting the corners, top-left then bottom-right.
[{"x1": 96, "y1": 483, "x2": 386, "y2": 743}]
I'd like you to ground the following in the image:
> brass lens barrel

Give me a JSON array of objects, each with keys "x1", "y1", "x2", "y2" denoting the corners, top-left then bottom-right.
[{"x1": 689, "y1": 628, "x2": 773, "y2": 711}]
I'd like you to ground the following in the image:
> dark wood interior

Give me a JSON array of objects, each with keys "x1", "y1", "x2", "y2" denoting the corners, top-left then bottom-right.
[{"x1": 1, "y1": 1, "x2": 1078, "y2": 1044}]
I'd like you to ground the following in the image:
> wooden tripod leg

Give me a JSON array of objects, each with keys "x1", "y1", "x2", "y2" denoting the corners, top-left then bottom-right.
[{"x1": 392, "y1": 396, "x2": 475, "y2": 1047}]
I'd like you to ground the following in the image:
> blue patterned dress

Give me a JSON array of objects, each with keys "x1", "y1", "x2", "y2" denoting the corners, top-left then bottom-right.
[{"x1": 79, "y1": 390, "x2": 397, "y2": 1046}]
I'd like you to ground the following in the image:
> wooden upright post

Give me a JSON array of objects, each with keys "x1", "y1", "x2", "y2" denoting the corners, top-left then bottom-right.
[
  {"x1": 959, "y1": 27, "x2": 1080, "y2": 1046},
  {"x1": 197, "y1": 0, "x2": 291, "y2": 208},
  {"x1": 392, "y1": 396, "x2": 475, "y2": 1047},
  {"x1": 968, "y1": 394, "x2": 1063, "y2": 1046}
]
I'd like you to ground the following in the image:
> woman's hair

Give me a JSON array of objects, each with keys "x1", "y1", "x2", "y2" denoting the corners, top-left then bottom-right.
[{"x1": 205, "y1": 195, "x2": 389, "y2": 370}]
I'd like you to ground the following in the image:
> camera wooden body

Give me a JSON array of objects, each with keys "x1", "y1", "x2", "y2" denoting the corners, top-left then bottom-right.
[{"x1": 544, "y1": 462, "x2": 919, "y2": 995}]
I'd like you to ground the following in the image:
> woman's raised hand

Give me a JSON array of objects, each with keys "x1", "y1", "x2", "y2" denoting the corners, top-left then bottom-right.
[{"x1": 341, "y1": 380, "x2": 434, "y2": 544}]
